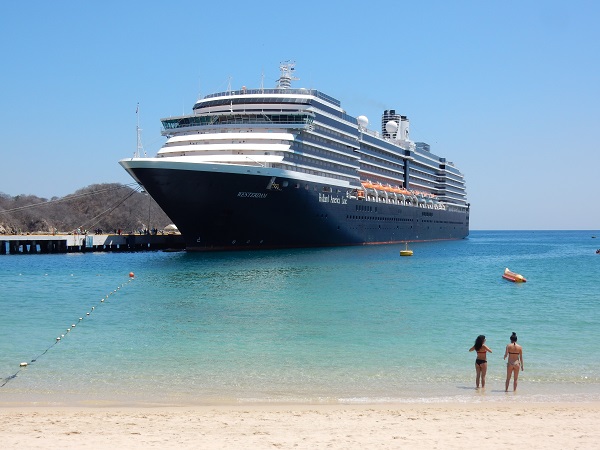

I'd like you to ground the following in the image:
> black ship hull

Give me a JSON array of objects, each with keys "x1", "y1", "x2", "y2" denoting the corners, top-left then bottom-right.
[{"x1": 127, "y1": 165, "x2": 469, "y2": 251}]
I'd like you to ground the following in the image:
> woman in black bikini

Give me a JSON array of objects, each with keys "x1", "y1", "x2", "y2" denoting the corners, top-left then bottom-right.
[
  {"x1": 469, "y1": 335, "x2": 492, "y2": 388},
  {"x1": 504, "y1": 332, "x2": 524, "y2": 392}
]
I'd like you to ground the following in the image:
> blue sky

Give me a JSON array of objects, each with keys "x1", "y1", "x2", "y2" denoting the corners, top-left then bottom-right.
[{"x1": 1, "y1": 1, "x2": 598, "y2": 230}]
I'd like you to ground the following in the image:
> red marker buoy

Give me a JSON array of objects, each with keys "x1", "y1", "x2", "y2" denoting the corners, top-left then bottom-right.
[{"x1": 129, "y1": 272, "x2": 135, "y2": 278}]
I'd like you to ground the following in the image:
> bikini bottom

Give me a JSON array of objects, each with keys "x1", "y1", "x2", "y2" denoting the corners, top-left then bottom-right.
[{"x1": 476, "y1": 359, "x2": 487, "y2": 366}]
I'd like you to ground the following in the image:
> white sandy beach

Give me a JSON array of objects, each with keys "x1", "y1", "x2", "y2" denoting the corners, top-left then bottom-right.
[{"x1": 2, "y1": 402, "x2": 600, "y2": 449}]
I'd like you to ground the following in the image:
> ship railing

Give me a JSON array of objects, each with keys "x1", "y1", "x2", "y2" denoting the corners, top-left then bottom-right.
[
  {"x1": 357, "y1": 189, "x2": 448, "y2": 209},
  {"x1": 202, "y1": 89, "x2": 341, "y2": 107},
  {"x1": 359, "y1": 128, "x2": 381, "y2": 139}
]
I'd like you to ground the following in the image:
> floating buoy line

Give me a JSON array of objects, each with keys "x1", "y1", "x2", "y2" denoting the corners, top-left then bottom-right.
[{"x1": 0, "y1": 272, "x2": 135, "y2": 388}]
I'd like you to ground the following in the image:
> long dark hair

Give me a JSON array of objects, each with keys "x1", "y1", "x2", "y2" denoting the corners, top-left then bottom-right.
[
  {"x1": 510, "y1": 332, "x2": 518, "y2": 343},
  {"x1": 474, "y1": 335, "x2": 486, "y2": 351}
]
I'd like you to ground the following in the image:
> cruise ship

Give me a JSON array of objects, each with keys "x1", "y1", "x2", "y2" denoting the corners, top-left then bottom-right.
[{"x1": 120, "y1": 62, "x2": 469, "y2": 251}]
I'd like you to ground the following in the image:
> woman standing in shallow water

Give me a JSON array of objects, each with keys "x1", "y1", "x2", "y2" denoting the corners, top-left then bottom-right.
[
  {"x1": 504, "y1": 332, "x2": 524, "y2": 391},
  {"x1": 469, "y1": 335, "x2": 492, "y2": 388}
]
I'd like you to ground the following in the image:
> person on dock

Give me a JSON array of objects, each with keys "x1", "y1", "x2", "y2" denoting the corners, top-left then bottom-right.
[
  {"x1": 504, "y1": 332, "x2": 524, "y2": 392},
  {"x1": 469, "y1": 335, "x2": 492, "y2": 388}
]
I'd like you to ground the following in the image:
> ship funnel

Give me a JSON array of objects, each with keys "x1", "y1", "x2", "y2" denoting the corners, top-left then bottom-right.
[
  {"x1": 382, "y1": 110, "x2": 409, "y2": 140},
  {"x1": 400, "y1": 116, "x2": 410, "y2": 140},
  {"x1": 382, "y1": 110, "x2": 400, "y2": 138}
]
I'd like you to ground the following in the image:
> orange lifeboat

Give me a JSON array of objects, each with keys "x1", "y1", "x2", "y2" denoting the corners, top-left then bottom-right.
[{"x1": 361, "y1": 181, "x2": 375, "y2": 189}]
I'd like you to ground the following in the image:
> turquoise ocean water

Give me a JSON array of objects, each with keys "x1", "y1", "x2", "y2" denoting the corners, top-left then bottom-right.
[{"x1": 1, "y1": 230, "x2": 599, "y2": 406}]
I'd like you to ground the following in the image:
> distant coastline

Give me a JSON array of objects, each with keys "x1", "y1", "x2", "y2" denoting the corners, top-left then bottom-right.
[{"x1": 0, "y1": 183, "x2": 172, "y2": 236}]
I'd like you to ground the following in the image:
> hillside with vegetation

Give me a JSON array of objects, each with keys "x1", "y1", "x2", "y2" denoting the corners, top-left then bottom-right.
[{"x1": 0, "y1": 183, "x2": 173, "y2": 235}]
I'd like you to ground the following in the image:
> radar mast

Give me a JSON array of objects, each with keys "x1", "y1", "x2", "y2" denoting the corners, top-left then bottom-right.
[{"x1": 276, "y1": 60, "x2": 299, "y2": 89}]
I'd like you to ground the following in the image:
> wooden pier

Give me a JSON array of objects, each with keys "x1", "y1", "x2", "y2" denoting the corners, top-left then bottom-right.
[{"x1": 0, "y1": 233, "x2": 185, "y2": 255}]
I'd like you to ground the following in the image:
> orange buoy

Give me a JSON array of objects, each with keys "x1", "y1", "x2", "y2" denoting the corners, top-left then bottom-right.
[{"x1": 129, "y1": 272, "x2": 135, "y2": 278}]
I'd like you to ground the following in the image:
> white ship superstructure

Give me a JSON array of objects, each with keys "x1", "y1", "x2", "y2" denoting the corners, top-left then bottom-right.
[{"x1": 121, "y1": 62, "x2": 469, "y2": 250}]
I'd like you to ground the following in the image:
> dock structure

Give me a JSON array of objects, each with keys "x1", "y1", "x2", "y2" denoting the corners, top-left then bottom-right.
[{"x1": 0, "y1": 233, "x2": 185, "y2": 255}]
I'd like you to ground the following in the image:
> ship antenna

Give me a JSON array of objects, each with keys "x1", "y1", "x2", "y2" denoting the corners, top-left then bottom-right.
[
  {"x1": 135, "y1": 102, "x2": 146, "y2": 157},
  {"x1": 260, "y1": 70, "x2": 264, "y2": 93}
]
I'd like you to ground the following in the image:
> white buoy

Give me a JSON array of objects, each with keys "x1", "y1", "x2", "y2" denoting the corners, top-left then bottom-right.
[
  {"x1": 56, "y1": 337, "x2": 61, "y2": 341},
  {"x1": 20, "y1": 362, "x2": 28, "y2": 367},
  {"x1": 86, "y1": 312, "x2": 90, "y2": 316},
  {"x1": 101, "y1": 299, "x2": 104, "y2": 302}
]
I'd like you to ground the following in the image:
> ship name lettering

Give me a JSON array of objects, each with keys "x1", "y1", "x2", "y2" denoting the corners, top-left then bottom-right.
[
  {"x1": 237, "y1": 192, "x2": 268, "y2": 199},
  {"x1": 319, "y1": 193, "x2": 347, "y2": 205},
  {"x1": 318, "y1": 193, "x2": 330, "y2": 203}
]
